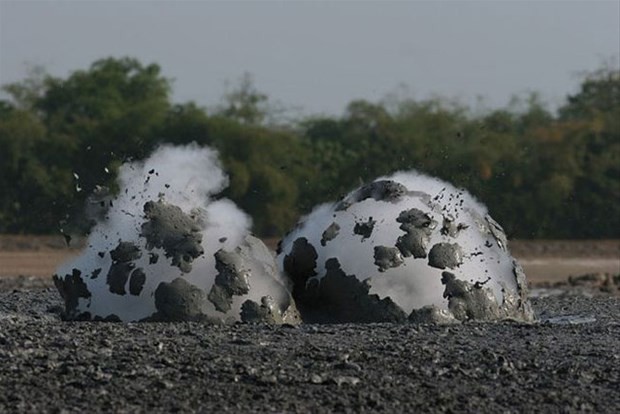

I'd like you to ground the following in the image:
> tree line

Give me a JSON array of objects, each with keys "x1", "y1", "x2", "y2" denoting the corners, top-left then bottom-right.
[{"x1": 0, "y1": 57, "x2": 618, "y2": 238}]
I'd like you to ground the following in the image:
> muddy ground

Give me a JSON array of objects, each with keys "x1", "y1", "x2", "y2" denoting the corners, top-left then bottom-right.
[
  {"x1": 0, "y1": 237, "x2": 619, "y2": 412},
  {"x1": 0, "y1": 282, "x2": 618, "y2": 413}
]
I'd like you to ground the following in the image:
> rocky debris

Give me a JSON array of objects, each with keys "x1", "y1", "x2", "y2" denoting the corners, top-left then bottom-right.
[
  {"x1": 373, "y1": 246, "x2": 405, "y2": 272},
  {"x1": 320, "y1": 222, "x2": 340, "y2": 246},
  {"x1": 428, "y1": 242, "x2": 463, "y2": 270},
  {"x1": 353, "y1": 217, "x2": 376, "y2": 241},
  {"x1": 140, "y1": 200, "x2": 205, "y2": 273},
  {"x1": 335, "y1": 180, "x2": 409, "y2": 211},
  {"x1": 296, "y1": 258, "x2": 407, "y2": 323}
]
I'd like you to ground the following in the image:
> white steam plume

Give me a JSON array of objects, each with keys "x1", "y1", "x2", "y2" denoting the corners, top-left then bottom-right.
[
  {"x1": 277, "y1": 169, "x2": 532, "y2": 322},
  {"x1": 55, "y1": 144, "x2": 292, "y2": 322}
]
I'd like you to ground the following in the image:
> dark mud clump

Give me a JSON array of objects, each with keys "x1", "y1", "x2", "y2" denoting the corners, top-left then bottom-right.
[
  {"x1": 207, "y1": 250, "x2": 251, "y2": 313},
  {"x1": 128, "y1": 269, "x2": 146, "y2": 296},
  {"x1": 410, "y1": 271, "x2": 535, "y2": 323},
  {"x1": 240, "y1": 295, "x2": 300, "y2": 325},
  {"x1": 353, "y1": 217, "x2": 376, "y2": 241},
  {"x1": 151, "y1": 278, "x2": 211, "y2": 322},
  {"x1": 53, "y1": 269, "x2": 91, "y2": 319},
  {"x1": 320, "y1": 222, "x2": 340, "y2": 246},
  {"x1": 396, "y1": 230, "x2": 430, "y2": 259},
  {"x1": 283, "y1": 237, "x2": 318, "y2": 296},
  {"x1": 335, "y1": 180, "x2": 409, "y2": 211},
  {"x1": 396, "y1": 208, "x2": 435, "y2": 229},
  {"x1": 106, "y1": 241, "x2": 143, "y2": 295},
  {"x1": 208, "y1": 235, "x2": 301, "y2": 324},
  {"x1": 428, "y1": 242, "x2": 463, "y2": 270},
  {"x1": 373, "y1": 246, "x2": 405, "y2": 272},
  {"x1": 140, "y1": 200, "x2": 205, "y2": 273},
  {"x1": 295, "y1": 258, "x2": 407, "y2": 323},
  {"x1": 395, "y1": 208, "x2": 437, "y2": 258}
]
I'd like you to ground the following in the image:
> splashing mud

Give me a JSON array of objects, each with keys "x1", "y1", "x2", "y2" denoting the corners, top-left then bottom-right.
[
  {"x1": 54, "y1": 145, "x2": 299, "y2": 324},
  {"x1": 278, "y1": 171, "x2": 535, "y2": 323}
]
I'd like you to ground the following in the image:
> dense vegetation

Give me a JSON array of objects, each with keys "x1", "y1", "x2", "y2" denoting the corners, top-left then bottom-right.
[{"x1": 0, "y1": 57, "x2": 618, "y2": 238}]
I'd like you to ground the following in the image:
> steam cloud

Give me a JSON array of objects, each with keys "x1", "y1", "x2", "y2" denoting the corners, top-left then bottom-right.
[
  {"x1": 278, "y1": 170, "x2": 534, "y2": 323},
  {"x1": 54, "y1": 144, "x2": 296, "y2": 323},
  {"x1": 54, "y1": 144, "x2": 533, "y2": 324}
]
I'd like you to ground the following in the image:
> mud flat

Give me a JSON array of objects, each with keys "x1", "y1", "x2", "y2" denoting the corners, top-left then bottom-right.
[{"x1": 0, "y1": 280, "x2": 618, "y2": 413}]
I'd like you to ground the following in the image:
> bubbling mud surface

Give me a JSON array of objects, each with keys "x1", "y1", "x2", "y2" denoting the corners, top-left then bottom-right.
[
  {"x1": 278, "y1": 172, "x2": 535, "y2": 324},
  {"x1": 53, "y1": 145, "x2": 299, "y2": 324}
]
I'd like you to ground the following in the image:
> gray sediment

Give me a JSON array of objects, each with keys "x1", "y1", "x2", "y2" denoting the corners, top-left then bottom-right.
[{"x1": 0, "y1": 284, "x2": 618, "y2": 413}]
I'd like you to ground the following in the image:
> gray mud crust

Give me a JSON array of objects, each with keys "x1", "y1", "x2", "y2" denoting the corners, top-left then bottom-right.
[{"x1": 0, "y1": 284, "x2": 619, "y2": 413}]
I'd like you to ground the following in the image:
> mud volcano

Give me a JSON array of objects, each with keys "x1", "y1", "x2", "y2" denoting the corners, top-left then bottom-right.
[
  {"x1": 53, "y1": 145, "x2": 298, "y2": 324},
  {"x1": 278, "y1": 171, "x2": 535, "y2": 324}
]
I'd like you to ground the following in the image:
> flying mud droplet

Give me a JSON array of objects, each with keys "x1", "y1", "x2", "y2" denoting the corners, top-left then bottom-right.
[
  {"x1": 353, "y1": 217, "x2": 376, "y2": 241},
  {"x1": 320, "y1": 222, "x2": 340, "y2": 246}
]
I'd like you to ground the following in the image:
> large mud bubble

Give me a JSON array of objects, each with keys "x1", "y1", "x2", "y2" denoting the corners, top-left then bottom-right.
[
  {"x1": 278, "y1": 172, "x2": 535, "y2": 323},
  {"x1": 53, "y1": 145, "x2": 299, "y2": 324}
]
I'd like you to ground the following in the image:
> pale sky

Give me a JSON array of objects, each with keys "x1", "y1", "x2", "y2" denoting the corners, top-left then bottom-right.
[{"x1": 1, "y1": 0, "x2": 619, "y2": 116}]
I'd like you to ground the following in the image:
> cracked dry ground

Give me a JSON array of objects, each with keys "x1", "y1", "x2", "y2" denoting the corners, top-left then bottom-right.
[{"x1": 0, "y1": 284, "x2": 618, "y2": 413}]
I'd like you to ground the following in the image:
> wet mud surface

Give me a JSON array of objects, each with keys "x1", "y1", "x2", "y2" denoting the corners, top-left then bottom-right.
[{"x1": 0, "y1": 280, "x2": 618, "y2": 413}]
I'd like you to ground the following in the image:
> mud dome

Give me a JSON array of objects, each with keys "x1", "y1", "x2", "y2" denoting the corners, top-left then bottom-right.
[
  {"x1": 278, "y1": 172, "x2": 535, "y2": 324},
  {"x1": 54, "y1": 145, "x2": 299, "y2": 324}
]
